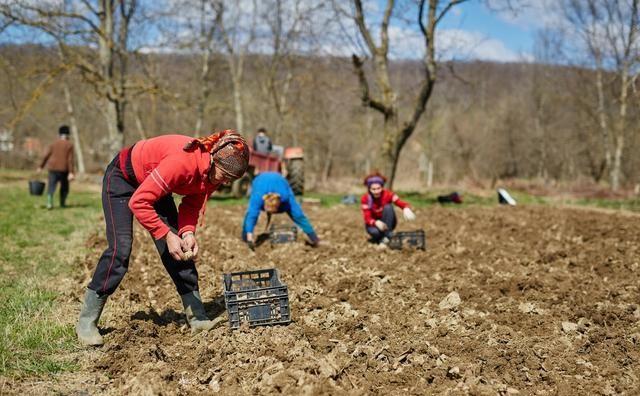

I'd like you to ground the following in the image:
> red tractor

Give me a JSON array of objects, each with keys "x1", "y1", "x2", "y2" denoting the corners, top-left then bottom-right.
[{"x1": 225, "y1": 145, "x2": 305, "y2": 197}]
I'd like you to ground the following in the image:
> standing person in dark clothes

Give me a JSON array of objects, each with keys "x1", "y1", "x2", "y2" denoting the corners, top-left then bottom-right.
[
  {"x1": 360, "y1": 172, "x2": 416, "y2": 244},
  {"x1": 252, "y1": 127, "x2": 272, "y2": 154},
  {"x1": 76, "y1": 130, "x2": 249, "y2": 346},
  {"x1": 38, "y1": 125, "x2": 75, "y2": 209}
]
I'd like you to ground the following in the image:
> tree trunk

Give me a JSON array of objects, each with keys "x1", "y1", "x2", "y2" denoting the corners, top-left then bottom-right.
[
  {"x1": 595, "y1": 67, "x2": 612, "y2": 181},
  {"x1": 62, "y1": 82, "x2": 85, "y2": 174},
  {"x1": 116, "y1": 99, "x2": 126, "y2": 145},
  {"x1": 230, "y1": 68, "x2": 244, "y2": 133},
  {"x1": 194, "y1": 45, "x2": 211, "y2": 136},
  {"x1": 611, "y1": 134, "x2": 624, "y2": 190},
  {"x1": 271, "y1": 68, "x2": 293, "y2": 141},
  {"x1": 534, "y1": 114, "x2": 548, "y2": 181},
  {"x1": 131, "y1": 100, "x2": 148, "y2": 139},
  {"x1": 98, "y1": 0, "x2": 122, "y2": 154},
  {"x1": 56, "y1": 44, "x2": 84, "y2": 173},
  {"x1": 380, "y1": 113, "x2": 398, "y2": 178},
  {"x1": 106, "y1": 100, "x2": 124, "y2": 153},
  {"x1": 610, "y1": 61, "x2": 630, "y2": 190},
  {"x1": 322, "y1": 144, "x2": 333, "y2": 184}
]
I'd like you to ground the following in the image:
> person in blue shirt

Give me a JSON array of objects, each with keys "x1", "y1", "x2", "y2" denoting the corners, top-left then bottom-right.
[{"x1": 242, "y1": 172, "x2": 319, "y2": 249}]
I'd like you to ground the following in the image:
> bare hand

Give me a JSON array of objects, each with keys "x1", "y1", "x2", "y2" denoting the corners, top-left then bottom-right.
[
  {"x1": 181, "y1": 232, "x2": 198, "y2": 260},
  {"x1": 403, "y1": 207, "x2": 416, "y2": 221},
  {"x1": 246, "y1": 232, "x2": 255, "y2": 251},
  {"x1": 374, "y1": 220, "x2": 388, "y2": 231},
  {"x1": 37, "y1": 167, "x2": 43, "y2": 174},
  {"x1": 68, "y1": 173, "x2": 75, "y2": 182},
  {"x1": 165, "y1": 232, "x2": 185, "y2": 261},
  {"x1": 305, "y1": 239, "x2": 320, "y2": 248}
]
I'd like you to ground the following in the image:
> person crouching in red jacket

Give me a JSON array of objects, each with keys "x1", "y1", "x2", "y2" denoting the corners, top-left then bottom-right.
[
  {"x1": 361, "y1": 172, "x2": 416, "y2": 244},
  {"x1": 76, "y1": 130, "x2": 249, "y2": 346}
]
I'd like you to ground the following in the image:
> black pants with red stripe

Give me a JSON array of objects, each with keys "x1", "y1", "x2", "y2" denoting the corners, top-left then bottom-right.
[{"x1": 88, "y1": 156, "x2": 199, "y2": 297}]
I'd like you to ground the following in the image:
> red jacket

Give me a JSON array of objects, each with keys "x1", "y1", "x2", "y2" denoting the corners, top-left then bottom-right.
[
  {"x1": 128, "y1": 135, "x2": 218, "y2": 239},
  {"x1": 360, "y1": 189, "x2": 409, "y2": 227}
]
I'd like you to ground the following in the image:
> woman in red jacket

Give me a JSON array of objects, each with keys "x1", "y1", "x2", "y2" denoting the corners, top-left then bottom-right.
[
  {"x1": 361, "y1": 172, "x2": 416, "y2": 244},
  {"x1": 76, "y1": 130, "x2": 249, "y2": 346}
]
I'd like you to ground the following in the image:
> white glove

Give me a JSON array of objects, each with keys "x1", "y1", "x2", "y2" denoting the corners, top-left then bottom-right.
[
  {"x1": 403, "y1": 207, "x2": 416, "y2": 221},
  {"x1": 374, "y1": 220, "x2": 387, "y2": 231}
]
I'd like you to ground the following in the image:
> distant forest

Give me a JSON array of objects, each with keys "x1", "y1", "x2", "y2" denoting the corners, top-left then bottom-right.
[
  {"x1": 2, "y1": 44, "x2": 638, "y2": 189},
  {"x1": 1, "y1": 0, "x2": 638, "y2": 191}
]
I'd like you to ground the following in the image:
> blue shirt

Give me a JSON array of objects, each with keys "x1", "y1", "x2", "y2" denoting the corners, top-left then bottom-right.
[{"x1": 242, "y1": 172, "x2": 316, "y2": 238}]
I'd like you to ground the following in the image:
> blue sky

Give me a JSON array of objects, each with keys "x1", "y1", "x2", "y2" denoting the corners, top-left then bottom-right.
[
  {"x1": 0, "y1": 0, "x2": 550, "y2": 63},
  {"x1": 440, "y1": 1, "x2": 536, "y2": 61},
  {"x1": 363, "y1": 0, "x2": 553, "y2": 62}
]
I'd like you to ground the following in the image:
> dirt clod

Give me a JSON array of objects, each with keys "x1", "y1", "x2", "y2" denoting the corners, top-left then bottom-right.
[
  {"x1": 562, "y1": 321, "x2": 578, "y2": 333},
  {"x1": 23, "y1": 204, "x2": 640, "y2": 395},
  {"x1": 439, "y1": 291, "x2": 461, "y2": 310}
]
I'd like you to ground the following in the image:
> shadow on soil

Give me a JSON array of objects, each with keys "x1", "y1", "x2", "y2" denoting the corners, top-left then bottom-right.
[{"x1": 130, "y1": 295, "x2": 227, "y2": 327}]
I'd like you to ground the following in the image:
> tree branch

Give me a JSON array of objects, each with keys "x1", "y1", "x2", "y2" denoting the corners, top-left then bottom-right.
[
  {"x1": 353, "y1": 0, "x2": 377, "y2": 54},
  {"x1": 351, "y1": 54, "x2": 392, "y2": 116},
  {"x1": 78, "y1": 0, "x2": 99, "y2": 17},
  {"x1": 435, "y1": 0, "x2": 470, "y2": 26},
  {"x1": 418, "y1": 0, "x2": 427, "y2": 37},
  {"x1": 19, "y1": 3, "x2": 102, "y2": 36},
  {"x1": 379, "y1": 0, "x2": 394, "y2": 55}
]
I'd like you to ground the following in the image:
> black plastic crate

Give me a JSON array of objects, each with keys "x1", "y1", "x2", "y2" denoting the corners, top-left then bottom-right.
[
  {"x1": 269, "y1": 224, "x2": 297, "y2": 245},
  {"x1": 223, "y1": 268, "x2": 291, "y2": 329},
  {"x1": 389, "y1": 230, "x2": 426, "y2": 250}
]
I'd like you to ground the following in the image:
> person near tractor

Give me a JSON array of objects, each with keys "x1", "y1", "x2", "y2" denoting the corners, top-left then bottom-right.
[
  {"x1": 76, "y1": 130, "x2": 249, "y2": 346},
  {"x1": 38, "y1": 125, "x2": 75, "y2": 209},
  {"x1": 242, "y1": 172, "x2": 319, "y2": 249},
  {"x1": 361, "y1": 172, "x2": 416, "y2": 244},
  {"x1": 252, "y1": 127, "x2": 272, "y2": 154}
]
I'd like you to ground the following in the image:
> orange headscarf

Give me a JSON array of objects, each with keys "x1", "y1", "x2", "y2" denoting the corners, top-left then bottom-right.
[
  {"x1": 183, "y1": 129, "x2": 245, "y2": 154},
  {"x1": 184, "y1": 129, "x2": 250, "y2": 180}
]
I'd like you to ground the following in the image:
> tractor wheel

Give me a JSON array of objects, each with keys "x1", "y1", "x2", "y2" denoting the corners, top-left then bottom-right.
[
  {"x1": 287, "y1": 158, "x2": 304, "y2": 195},
  {"x1": 231, "y1": 174, "x2": 252, "y2": 198}
]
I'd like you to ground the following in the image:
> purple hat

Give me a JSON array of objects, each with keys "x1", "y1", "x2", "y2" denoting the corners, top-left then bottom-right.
[{"x1": 365, "y1": 175, "x2": 385, "y2": 187}]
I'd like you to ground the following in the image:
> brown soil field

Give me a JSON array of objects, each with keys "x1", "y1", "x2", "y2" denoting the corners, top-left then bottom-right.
[{"x1": 13, "y1": 204, "x2": 640, "y2": 394}]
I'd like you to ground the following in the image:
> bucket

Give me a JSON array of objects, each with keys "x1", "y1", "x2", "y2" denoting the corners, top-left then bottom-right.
[{"x1": 28, "y1": 180, "x2": 46, "y2": 196}]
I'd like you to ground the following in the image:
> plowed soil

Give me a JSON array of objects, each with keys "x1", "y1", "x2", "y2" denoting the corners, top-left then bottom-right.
[{"x1": 21, "y1": 204, "x2": 640, "y2": 394}]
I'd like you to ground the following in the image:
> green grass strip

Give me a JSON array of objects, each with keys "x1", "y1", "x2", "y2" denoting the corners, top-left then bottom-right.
[{"x1": 0, "y1": 178, "x2": 101, "y2": 377}]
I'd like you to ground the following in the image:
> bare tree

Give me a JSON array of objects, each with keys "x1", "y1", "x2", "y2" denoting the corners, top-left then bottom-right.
[
  {"x1": 193, "y1": 0, "x2": 218, "y2": 135},
  {"x1": 1, "y1": 0, "x2": 139, "y2": 154},
  {"x1": 350, "y1": 0, "x2": 469, "y2": 186},
  {"x1": 60, "y1": 61, "x2": 86, "y2": 174},
  {"x1": 259, "y1": 0, "x2": 325, "y2": 143},
  {"x1": 563, "y1": 0, "x2": 640, "y2": 190},
  {"x1": 214, "y1": 0, "x2": 258, "y2": 135}
]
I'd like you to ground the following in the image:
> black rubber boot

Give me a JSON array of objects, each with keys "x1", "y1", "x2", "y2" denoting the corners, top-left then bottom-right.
[
  {"x1": 76, "y1": 289, "x2": 107, "y2": 346},
  {"x1": 180, "y1": 291, "x2": 221, "y2": 334}
]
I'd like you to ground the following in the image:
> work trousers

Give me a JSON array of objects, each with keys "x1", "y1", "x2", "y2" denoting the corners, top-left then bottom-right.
[
  {"x1": 48, "y1": 171, "x2": 69, "y2": 206},
  {"x1": 366, "y1": 204, "x2": 397, "y2": 243},
  {"x1": 88, "y1": 156, "x2": 199, "y2": 297}
]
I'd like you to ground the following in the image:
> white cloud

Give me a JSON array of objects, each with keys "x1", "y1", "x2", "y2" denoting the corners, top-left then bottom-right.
[
  {"x1": 489, "y1": 0, "x2": 562, "y2": 30},
  {"x1": 438, "y1": 29, "x2": 526, "y2": 62},
  {"x1": 386, "y1": 25, "x2": 526, "y2": 62}
]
